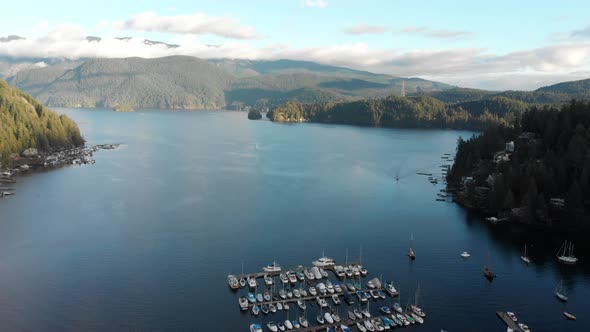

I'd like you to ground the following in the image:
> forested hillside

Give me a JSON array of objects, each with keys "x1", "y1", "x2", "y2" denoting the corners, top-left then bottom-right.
[
  {"x1": 267, "y1": 95, "x2": 523, "y2": 130},
  {"x1": 0, "y1": 80, "x2": 84, "y2": 164},
  {"x1": 448, "y1": 100, "x2": 590, "y2": 231}
]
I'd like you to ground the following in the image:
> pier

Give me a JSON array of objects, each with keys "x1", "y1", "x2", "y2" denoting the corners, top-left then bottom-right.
[{"x1": 496, "y1": 311, "x2": 523, "y2": 332}]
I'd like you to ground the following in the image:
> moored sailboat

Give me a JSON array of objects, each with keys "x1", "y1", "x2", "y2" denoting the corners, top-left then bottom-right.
[
  {"x1": 556, "y1": 240, "x2": 578, "y2": 264},
  {"x1": 555, "y1": 280, "x2": 568, "y2": 302},
  {"x1": 521, "y1": 244, "x2": 531, "y2": 264},
  {"x1": 408, "y1": 233, "x2": 416, "y2": 260}
]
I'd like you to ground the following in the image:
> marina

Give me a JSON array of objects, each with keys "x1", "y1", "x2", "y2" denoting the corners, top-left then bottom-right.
[{"x1": 496, "y1": 311, "x2": 524, "y2": 332}]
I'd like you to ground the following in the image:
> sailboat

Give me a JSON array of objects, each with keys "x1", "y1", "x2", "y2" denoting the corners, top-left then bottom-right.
[
  {"x1": 555, "y1": 280, "x2": 568, "y2": 302},
  {"x1": 239, "y1": 261, "x2": 246, "y2": 288},
  {"x1": 408, "y1": 233, "x2": 416, "y2": 260},
  {"x1": 483, "y1": 251, "x2": 496, "y2": 280},
  {"x1": 520, "y1": 244, "x2": 531, "y2": 264},
  {"x1": 556, "y1": 240, "x2": 578, "y2": 264}
]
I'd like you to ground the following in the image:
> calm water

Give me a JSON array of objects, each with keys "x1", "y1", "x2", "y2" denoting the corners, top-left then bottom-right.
[{"x1": 0, "y1": 109, "x2": 588, "y2": 331}]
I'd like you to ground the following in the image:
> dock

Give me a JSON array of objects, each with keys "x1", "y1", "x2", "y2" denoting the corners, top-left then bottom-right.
[
  {"x1": 496, "y1": 311, "x2": 523, "y2": 332},
  {"x1": 236, "y1": 263, "x2": 361, "y2": 281}
]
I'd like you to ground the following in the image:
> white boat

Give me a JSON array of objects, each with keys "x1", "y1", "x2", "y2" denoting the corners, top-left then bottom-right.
[
  {"x1": 332, "y1": 313, "x2": 340, "y2": 322},
  {"x1": 267, "y1": 321, "x2": 278, "y2": 332},
  {"x1": 324, "y1": 312, "x2": 334, "y2": 324},
  {"x1": 250, "y1": 323, "x2": 263, "y2": 332},
  {"x1": 277, "y1": 302, "x2": 283, "y2": 310},
  {"x1": 332, "y1": 294, "x2": 340, "y2": 305},
  {"x1": 279, "y1": 273, "x2": 289, "y2": 284},
  {"x1": 309, "y1": 286, "x2": 317, "y2": 296},
  {"x1": 326, "y1": 280, "x2": 335, "y2": 293},
  {"x1": 411, "y1": 313, "x2": 423, "y2": 324},
  {"x1": 317, "y1": 297, "x2": 328, "y2": 307},
  {"x1": 264, "y1": 274, "x2": 273, "y2": 286},
  {"x1": 297, "y1": 300, "x2": 306, "y2": 310},
  {"x1": 564, "y1": 311, "x2": 576, "y2": 320},
  {"x1": 356, "y1": 322, "x2": 367, "y2": 332},
  {"x1": 263, "y1": 261, "x2": 282, "y2": 272},
  {"x1": 384, "y1": 281, "x2": 399, "y2": 297},
  {"x1": 300, "y1": 288, "x2": 308, "y2": 297},
  {"x1": 269, "y1": 303, "x2": 277, "y2": 313},
  {"x1": 408, "y1": 233, "x2": 416, "y2": 260},
  {"x1": 312, "y1": 254, "x2": 335, "y2": 267},
  {"x1": 256, "y1": 293, "x2": 263, "y2": 302},
  {"x1": 556, "y1": 240, "x2": 578, "y2": 264},
  {"x1": 304, "y1": 269, "x2": 315, "y2": 280},
  {"x1": 299, "y1": 316, "x2": 309, "y2": 328},
  {"x1": 252, "y1": 305, "x2": 260, "y2": 316},
  {"x1": 362, "y1": 308, "x2": 371, "y2": 318},
  {"x1": 227, "y1": 274, "x2": 239, "y2": 289},
  {"x1": 521, "y1": 244, "x2": 531, "y2": 264},
  {"x1": 354, "y1": 309, "x2": 363, "y2": 319},
  {"x1": 351, "y1": 266, "x2": 360, "y2": 276},
  {"x1": 555, "y1": 280, "x2": 568, "y2": 302},
  {"x1": 284, "y1": 320, "x2": 293, "y2": 330},
  {"x1": 317, "y1": 314, "x2": 325, "y2": 324},
  {"x1": 334, "y1": 283, "x2": 342, "y2": 293},
  {"x1": 279, "y1": 289, "x2": 286, "y2": 299},
  {"x1": 364, "y1": 320, "x2": 375, "y2": 332},
  {"x1": 506, "y1": 311, "x2": 518, "y2": 322},
  {"x1": 283, "y1": 302, "x2": 290, "y2": 310},
  {"x1": 334, "y1": 265, "x2": 346, "y2": 278},
  {"x1": 460, "y1": 251, "x2": 471, "y2": 258},
  {"x1": 359, "y1": 266, "x2": 368, "y2": 276},
  {"x1": 518, "y1": 323, "x2": 531, "y2": 332},
  {"x1": 292, "y1": 320, "x2": 300, "y2": 329},
  {"x1": 239, "y1": 296, "x2": 249, "y2": 310},
  {"x1": 293, "y1": 289, "x2": 301, "y2": 298},
  {"x1": 317, "y1": 283, "x2": 327, "y2": 294},
  {"x1": 286, "y1": 271, "x2": 297, "y2": 283},
  {"x1": 320, "y1": 268, "x2": 329, "y2": 278},
  {"x1": 277, "y1": 322, "x2": 285, "y2": 331},
  {"x1": 248, "y1": 276, "x2": 257, "y2": 288}
]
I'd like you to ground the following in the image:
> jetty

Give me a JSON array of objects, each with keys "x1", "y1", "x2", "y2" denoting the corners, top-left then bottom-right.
[{"x1": 496, "y1": 311, "x2": 523, "y2": 332}]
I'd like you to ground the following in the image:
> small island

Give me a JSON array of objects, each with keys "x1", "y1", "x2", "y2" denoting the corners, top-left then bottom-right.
[
  {"x1": 247, "y1": 109, "x2": 262, "y2": 120},
  {"x1": 113, "y1": 104, "x2": 135, "y2": 112}
]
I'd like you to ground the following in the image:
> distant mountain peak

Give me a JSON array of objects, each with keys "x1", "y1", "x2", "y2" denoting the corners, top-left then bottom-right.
[{"x1": 0, "y1": 35, "x2": 25, "y2": 43}]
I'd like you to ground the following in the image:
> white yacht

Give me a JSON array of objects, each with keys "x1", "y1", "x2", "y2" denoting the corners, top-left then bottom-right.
[
  {"x1": 312, "y1": 256, "x2": 335, "y2": 267},
  {"x1": 264, "y1": 261, "x2": 282, "y2": 272}
]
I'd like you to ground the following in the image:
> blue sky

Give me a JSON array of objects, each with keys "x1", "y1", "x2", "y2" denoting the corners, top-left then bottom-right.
[{"x1": 1, "y1": 0, "x2": 590, "y2": 89}]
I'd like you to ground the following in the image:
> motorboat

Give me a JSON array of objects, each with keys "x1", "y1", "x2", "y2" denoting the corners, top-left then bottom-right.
[
  {"x1": 346, "y1": 282, "x2": 356, "y2": 291},
  {"x1": 279, "y1": 273, "x2": 289, "y2": 284},
  {"x1": 261, "y1": 304, "x2": 269, "y2": 315},
  {"x1": 263, "y1": 261, "x2": 282, "y2": 273},
  {"x1": 292, "y1": 320, "x2": 301, "y2": 329},
  {"x1": 364, "y1": 320, "x2": 375, "y2": 332},
  {"x1": 269, "y1": 303, "x2": 277, "y2": 313},
  {"x1": 354, "y1": 309, "x2": 363, "y2": 319},
  {"x1": 239, "y1": 296, "x2": 249, "y2": 310},
  {"x1": 564, "y1": 312, "x2": 576, "y2": 320},
  {"x1": 354, "y1": 280, "x2": 362, "y2": 290},
  {"x1": 506, "y1": 311, "x2": 518, "y2": 322},
  {"x1": 297, "y1": 300, "x2": 306, "y2": 310},
  {"x1": 367, "y1": 279, "x2": 375, "y2": 289},
  {"x1": 410, "y1": 305, "x2": 426, "y2": 317},
  {"x1": 348, "y1": 310, "x2": 356, "y2": 320},
  {"x1": 393, "y1": 302, "x2": 402, "y2": 313},
  {"x1": 408, "y1": 233, "x2": 416, "y2": 260},
  {"x1": 317, "y1": 314, "x2": 325, "y2": 324},
  {"x1": 372, "y1": 318, "x2": 385, "y2": 331},
  {"x1": 370, "y1": 290, "x2": 380, "y2": 299},
  {"x1": 294, "y1": 270, "x2": 304, "y2": 281},
  {"x1": 340, "y1": 324, "x2": 353, "y2": 332},
  {"x1": 351, "y1": 266, "x2": 360, "y2": 276},
  {"x1": 311, "y1": 267, "x2": 323, "y2": 279},
  {"x1": 277, "y1": 302, "x2": 283, "y2": 310},
  {"x1": 304, "y1": 269, "x2": 315, "y2": 280},
  {"x1": 251, "y1": 305, "x2": 260, "y2": 316},
  {"x1": 240, "y1": 277, "x2": 246, "y2": 288},
  {"x1": 286, "y1": 290, "x2": 292, "y2": 298},
  {"x1": 332, "y1": 294, "x2": 341, "y2": 305},
  {"x1": 264, "y1": 274, "x2": 273, "y2": 286},
  {"x1": 250, "y1": 323, "x2": 263, "y2": 332},
  {"x1": 279, "y1": 289, "x2": 287, "y2": 299},
  {"x1": 277, "y1": 322, "x2": 286, "y2": 331},
  {"x1": 556, "y1": 280, "x2": 568, "y2": 302},
  {"x1": 326, "y1": 280, "x2": 335, "y2": 293},
  {"x1": 264, "y1": 291, "x2": 271, "y2": 302},
  {"x1": 247, "y1": 292, "x2": 256, "y2": 304},
  {"x1": 284, "y1": 320, "x2": 293, "y2": 330},
  {"x1": 460, "y1": 251, "x2": 471, "y2": 258},
  {"x1": 313, "y1": 255, "x2": 335, "y2": 267},
  {"x1": 283, "y1": 302, "x2": 290, "y2": 310},
  {"x1": 256, "y1": 293, "x2": 263, "y2": 303},
  {"x1": 317, "y1": 296, "x2": 328, "y2": 307},
  {"x1": 317, "y1": 283, "x2": 327, "y2": 294},
  {"x1": 411, "y1": 313, "x2": 424, "y2": 324},
  {"x1": 359, "y1": 265, "x2": 368, "y2": 276},
  {"x1": 300, "y1": 288, "x2": 308, "y2": 297},
  {"x1": 248, "y1": 276, "x2": 257, "y2": 288},
  {"x1": 227, "y1": 275, "x2": 239, "y2": 289},
  {"x1": 356, "y1": 291, "x2": 367, "y2": 302},
  {"x1": 364, "y1": 291, "x2": 372, "y2": 300},
  {"x1": 362, "y1": 308, "x2": 371, "y2": 318},
  {"x1": 380, "y1": 306, "x2": 392, "y2": 314},
  {"x1": 396, "y1": 314, "x2": 409, "y2": 326},
  {"x1": 267, "y1": 321, "x2": 278, "y2": 332},
  {"x1": 356, "y1": 322, "x2": 367, "y2": 332},
  {"x1": 334, "y1": 283, "x2": 343, "y2": 293},
  {"x1": 332, "y1": 313, "x2": 340, "y2": 322},
  {"x1": 293, "y1": 289, "x2": 301, "y2": 298},
  {"x1": 344, "y1": 267, "x2": 353, "y2": 278},
  {"x1": 405, "y1": 314, "x2": 415, "y2": 324},
  {"x1": 324, "y1": 312, "x2": 334, "y2": 324},
  {"x1": 320, "y1": 268, "x2": 329, "y2": 278},
  {"x1": 309, "y1": 286, "x2": 317, "y2": 296},
  {"x1": 518, "y1": 323, "x2": 531, "y2": 332},
  {"x1": 334, "y1": 265, "x2": 346, "y2": 278},
  {"x1": 380, "y1": 317, "x2": 392, "y2": 329},
  {"x1": 390, "y1": 315, "x2": 402, "y2": 326},
  {"x1": 286, "y1": 271, "x2": 298, "y2": 283},
  {"x1": 377, "y1": 290, "x2": 387, "y2": 299},
  {"x1": 299, "y1": 316, "x2": 309, "y2": 328}
]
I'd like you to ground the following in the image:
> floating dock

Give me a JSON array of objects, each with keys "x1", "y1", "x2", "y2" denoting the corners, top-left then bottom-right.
[{"x1": 496, "y1": 311, "x2": 523, "y2": 332}]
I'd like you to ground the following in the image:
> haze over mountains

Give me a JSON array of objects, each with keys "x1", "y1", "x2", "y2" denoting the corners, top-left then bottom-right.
[{"x1": 1, "y1": 35, "x2": 589, "y2": 110}]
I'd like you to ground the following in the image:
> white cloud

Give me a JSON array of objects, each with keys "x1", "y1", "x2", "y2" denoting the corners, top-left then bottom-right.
[
  {"x1": 1, "y1": 26, "x2": 589, "y2": 90},
  {"x1": 344, "y1": 24, "x2": 388, "y2": 35},
  {"x1": 303, "y1": 0, "x2": 328, "y2": 8},
  {"x1": 400, "y1": 26, "x2": 471, "y2": 39},
  {"x1": 113, "y1": 12, "x2": 260, "y2": 40}
]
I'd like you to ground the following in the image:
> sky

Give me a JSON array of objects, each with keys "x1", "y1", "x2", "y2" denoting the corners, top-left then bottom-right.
[{"x1": 1, "y1": 0, "x2": 590, "y2": 90}]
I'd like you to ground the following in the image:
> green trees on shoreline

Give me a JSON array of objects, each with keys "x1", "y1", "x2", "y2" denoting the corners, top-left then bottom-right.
[{"x1": 0, "y1": 80, "x2": 84, "y2": 165}]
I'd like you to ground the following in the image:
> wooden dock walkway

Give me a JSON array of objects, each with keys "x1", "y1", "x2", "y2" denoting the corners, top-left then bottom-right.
[
  {"x1": 496, "y1": 311, "x2": 523, "y2": 332},
  {"x1": 236, "y1": 263, "x2": 361, "y2": 280},
  {"x1": 244, "y1": 288, "x2": 376, "y2": 308}
]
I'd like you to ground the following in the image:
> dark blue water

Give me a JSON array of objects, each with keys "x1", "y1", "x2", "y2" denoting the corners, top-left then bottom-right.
[{"x1": 0, "y1": 109, "x2": 588, "y2": 331}]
